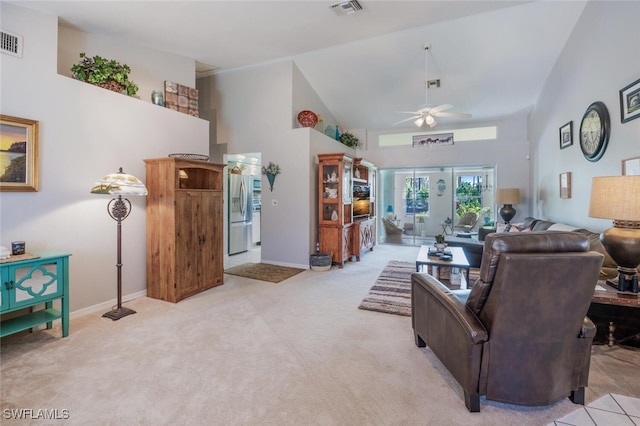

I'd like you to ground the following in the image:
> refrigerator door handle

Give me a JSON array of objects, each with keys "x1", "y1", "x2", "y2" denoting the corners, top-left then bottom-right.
[{"x1": 239, "y1": 179, "x2": 246, "y2": 217}]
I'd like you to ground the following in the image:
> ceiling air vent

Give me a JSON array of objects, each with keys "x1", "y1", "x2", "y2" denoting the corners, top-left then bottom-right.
[
  {"x1": 1, "y1": 29, "x2": 23, "y2": 58},
  {"x1": 331, "y1": 0, "x2": 363, "y2": 16}
]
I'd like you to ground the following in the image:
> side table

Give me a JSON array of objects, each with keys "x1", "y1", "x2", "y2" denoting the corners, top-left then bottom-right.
[
  {"x1": 1, "y1": 251, "x2": 71, "y2": 338},
  {"x1": 441, "y1": 222, "x2": 453, "y2": 235},
  {"x1": 590, "y1": 281, "x2": 640, "y2": 347}
]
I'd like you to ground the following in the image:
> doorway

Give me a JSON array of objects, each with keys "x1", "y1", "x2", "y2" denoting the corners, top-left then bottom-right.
[
  {"x1": 224, "y1": 153, "x2": 262, "y2": 269},
  {"x1": 378, "y1": 165, "x2": 496, "y2": 246}
]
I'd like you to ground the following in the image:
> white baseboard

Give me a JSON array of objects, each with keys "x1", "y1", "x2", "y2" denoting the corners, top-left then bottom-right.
[{"x1": 69, "y1": 290, "x2": 147, "y2": 319}]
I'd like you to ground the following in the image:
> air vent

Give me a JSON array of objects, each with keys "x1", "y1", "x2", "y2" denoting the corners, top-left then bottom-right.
[
  {"x1": 1, "y1": 29, "x2": 23, "y2": 58},
  {"x1": 331, "y1": 0, "x2": 363, "y2": 16}
]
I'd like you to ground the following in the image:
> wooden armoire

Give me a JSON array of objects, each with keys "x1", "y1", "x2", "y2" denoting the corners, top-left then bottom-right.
[{"x1": 144, "y1": 158, "x2": 225, "y2": 303}]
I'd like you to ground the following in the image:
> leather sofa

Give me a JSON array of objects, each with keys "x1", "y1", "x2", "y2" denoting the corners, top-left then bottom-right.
[
  {"x1": 412, "y1": 231, "x2": 604, "y2": 412},
  {"x1": 513, "y1": 217, "x2": 621, "y2": 278}
]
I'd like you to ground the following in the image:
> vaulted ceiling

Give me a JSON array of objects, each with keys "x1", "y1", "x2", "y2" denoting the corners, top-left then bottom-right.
[{"x1": 15, "y1": 0, "x2": 588, "y2": 130}]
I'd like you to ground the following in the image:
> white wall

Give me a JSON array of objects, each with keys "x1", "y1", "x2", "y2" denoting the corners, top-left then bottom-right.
[
  {"x1": 199, "y1": 60, "x2": 351, "y2": 267},
  {"x1": 58, "y1": 26, "x2": 196, "y2": 106},
  {"x1": 361, "y1": 113, "x2": 532, "y2": 224},
  {"x1": 529, "y1": 1, "x2": 640, "y2": 232},
  {"x1": 0, "y1": 3, "x2": 208, "y2": 312}
]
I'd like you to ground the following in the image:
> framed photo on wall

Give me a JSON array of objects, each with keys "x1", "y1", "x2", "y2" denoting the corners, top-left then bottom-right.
[
  {"x1": 559, "y1": 121, "x2": 573, "y2": 149},
  {"x1": 620, "y1": 78, "x2": 640, "y2": 123},
  {"x1": 0, "y1": 114, "x2": 39, "y2": 192},
  {"x1": 622, "y1": 156, "x2": 640, "y2": 176},
  {"x1": 559, "y1": 172, "x2": 571, "y2": 199}
]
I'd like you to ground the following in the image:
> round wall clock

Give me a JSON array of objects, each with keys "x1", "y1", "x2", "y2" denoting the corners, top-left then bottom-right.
[{"x1": 579, "y1": 101, "x2": 610, "y2": 162}]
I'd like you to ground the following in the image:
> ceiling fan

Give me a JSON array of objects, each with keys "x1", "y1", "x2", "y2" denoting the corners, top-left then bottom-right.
[{"x1": 395, "y1": 44, "x2": 471, "y2": 128}]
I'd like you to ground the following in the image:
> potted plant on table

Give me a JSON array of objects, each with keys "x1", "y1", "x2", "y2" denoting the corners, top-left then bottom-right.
[
  {"x1": 434, "y1": 234, "x2": 447, "y2": 252},
  {"x1": 71, "y1": 52, "x2": 139, "y2": 96}
]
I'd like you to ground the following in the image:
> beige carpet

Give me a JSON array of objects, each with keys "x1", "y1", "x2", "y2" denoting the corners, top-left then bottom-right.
[
  {"x1": 2, "y1": 244, "x2": 639, "y2": 425},
  {"x1": 224, "y1": 262, "x2": 305, "y2": 283}
]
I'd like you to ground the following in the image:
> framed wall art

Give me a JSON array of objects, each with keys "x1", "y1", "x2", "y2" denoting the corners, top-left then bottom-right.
[
  {"x1": 0, "y1": 114, "x2": 39, "y2": 192},
  {"x1": 622, "y1": 156, "x2": 640, "y2": 176},
  {"x1": 620, "y1": 78, "x2": 640, "y2": 123},
  {"x1": 559, "y1": 172, "x2": 571, "y2": 199},
  {"x1": 412, "y1": 133, "x2": 454, "y2": 147},
  {"x1": 559, "y1": 121, "x2": 573, "y2": 149}
]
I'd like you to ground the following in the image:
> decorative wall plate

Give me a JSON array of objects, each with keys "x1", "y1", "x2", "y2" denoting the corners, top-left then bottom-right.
[{"x1": 297, "y1": 110, "x2": 318, "y2": 128}]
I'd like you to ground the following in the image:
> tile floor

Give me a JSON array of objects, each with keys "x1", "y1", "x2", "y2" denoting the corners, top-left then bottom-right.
[
  {"x1": 549, "y1": 393, "x2": 640, "y2": 426},
  {"x1": 223, "y1": 244, "x2": 261, "y2": 269}
]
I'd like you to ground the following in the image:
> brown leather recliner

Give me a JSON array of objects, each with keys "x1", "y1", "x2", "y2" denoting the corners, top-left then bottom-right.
[{"x1": 411, "y1": 231, "x2": 604, "y2": 412}]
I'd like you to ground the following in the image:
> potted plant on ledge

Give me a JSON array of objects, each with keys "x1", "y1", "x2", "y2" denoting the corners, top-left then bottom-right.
[{"x1": 71, "y1": 52, "x2": 139, "y2": 97}]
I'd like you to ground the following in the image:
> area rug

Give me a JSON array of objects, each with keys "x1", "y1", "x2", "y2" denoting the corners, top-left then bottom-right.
[
  {"x1": 358, "y1": 260, "x2": 481, "y2": 316},
  {"x1": 358, "y1": 260, "x2": 415, "y2": 316},
  {"x1": 224, "y1": 262, "x2": 305, "y2": 283}
]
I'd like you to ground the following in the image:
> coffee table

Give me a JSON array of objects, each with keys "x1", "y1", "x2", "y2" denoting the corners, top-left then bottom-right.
[
  {"x1": 590, "y1": 281, "x2": 640, "y2": 347},
  {"x1": 416, "y1": 245, "x2": 470, "y2": 290}
]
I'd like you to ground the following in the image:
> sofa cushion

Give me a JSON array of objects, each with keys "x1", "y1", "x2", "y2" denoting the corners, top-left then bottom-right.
[
  {"x1": 548, "y1": 223, "x2": 578, "y2": 232},
  {"x1": 531, "y1": 220, "x2": 555, "y2": 231},
  {"x1": 572, "y1": 228, "x2": 617, "y2": 268}
]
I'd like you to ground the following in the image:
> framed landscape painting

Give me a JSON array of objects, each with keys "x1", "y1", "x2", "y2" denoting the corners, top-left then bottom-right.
[{"x1": 0, "y1": 115, "x2": 39, "y2": 192}]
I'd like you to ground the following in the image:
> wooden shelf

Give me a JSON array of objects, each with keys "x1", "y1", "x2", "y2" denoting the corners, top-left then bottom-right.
[{"x1": 0, "y1": 308, "x2": 61, "y2": 338}]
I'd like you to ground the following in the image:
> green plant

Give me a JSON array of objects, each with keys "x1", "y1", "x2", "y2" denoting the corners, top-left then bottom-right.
[
  {"x1": 71, "y1": 52, "x2": 139, "y2": 96},
  {"x1": 339, "y1": 132, "x2": 360, "y2": 148},
  {"x1": 435, "y1": 234, "x2": 446, "y2": 244},
  {"x1": 261, "y1": 161, "x2": 281, "y2": 175}
]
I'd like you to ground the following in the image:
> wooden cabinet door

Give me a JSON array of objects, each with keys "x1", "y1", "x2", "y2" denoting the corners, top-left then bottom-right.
[
  {"x1": 175, "y1": 192, "x2": 201, "y2": 299},
  {"x1": 200, "y1": 191, "x2": 223, "y2": 290}
]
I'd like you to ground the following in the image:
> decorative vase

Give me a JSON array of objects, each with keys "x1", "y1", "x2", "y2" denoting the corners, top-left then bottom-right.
[
  {"x1": 331, "y1": 210, "x2": 338, "y2": 221},
  {"x1": 435, "y1": 243, "x2": 446, "y2": 252},
  {"x1": 266, "y1": 173, "x2": 276, "y2": 192}
]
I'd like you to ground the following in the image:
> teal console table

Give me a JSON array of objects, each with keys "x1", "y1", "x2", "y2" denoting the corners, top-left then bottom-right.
[{"x1": 0, "y1": 251, "x2": 71, "y2": 338}]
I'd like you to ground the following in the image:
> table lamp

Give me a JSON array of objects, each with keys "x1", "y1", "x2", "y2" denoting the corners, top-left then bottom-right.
[
  {"x1": 90, "y1": 167, "x2": 148, "y2": 320},
  {"x1": 496, "y1": 188, "x2": 520, "y2": 226},
  {"x1": 589, "y1": 176, "x2": 640, "y2": 293}
]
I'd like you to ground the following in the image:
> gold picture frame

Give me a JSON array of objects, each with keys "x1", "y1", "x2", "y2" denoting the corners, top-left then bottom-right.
[
  {"x1": 559, "y1": 172, "x2": 571, "y2": 199},
  {"x1": 1, "y1": 114, "x2": 39, "y2": 192},
  {"x1": 622, "y1": 156, "x2": 640, "y2": 176}
]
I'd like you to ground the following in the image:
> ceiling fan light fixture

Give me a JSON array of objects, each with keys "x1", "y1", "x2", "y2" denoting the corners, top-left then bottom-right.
[
  {"x1": 414, "y1": 117, "x2": 425, "y2": 127},
  {"x1": 425, "y1": 114, "x2": 436, "y2": 127}
]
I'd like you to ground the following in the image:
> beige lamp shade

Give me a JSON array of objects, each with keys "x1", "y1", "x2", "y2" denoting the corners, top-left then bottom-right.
[
  {"x1": 589, "y1": 176, "x2": 640, "y2": 221},
  {"x1": 496, "y1": 188, "x2": 520, "y2": 205},
  {"x1": 90, "y1": 167, "x2": 148, "y2": 196}
]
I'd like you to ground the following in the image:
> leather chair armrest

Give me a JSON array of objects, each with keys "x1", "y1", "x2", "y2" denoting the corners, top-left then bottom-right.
[
  {"x1": 412, "y1": 273, "x2": 488, "y2": 344},
  {"x1": 579, "y1": 316, "x2": 597, "y2": 338}
]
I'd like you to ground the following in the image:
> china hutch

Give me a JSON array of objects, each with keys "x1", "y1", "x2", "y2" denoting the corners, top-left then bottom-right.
[
  {"x1": 317, "y1": 153, "x2": 376, "y2": 267},
  {"x1": 144, "y1": 158, "x2": 225, "y2": 303}
]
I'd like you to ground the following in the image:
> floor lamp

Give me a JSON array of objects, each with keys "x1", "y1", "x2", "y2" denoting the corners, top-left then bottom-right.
[
  {"x1": 496, "y1": 188, "x2": 521, "y2": 229},
  {"x1": 91, "y1": 167, "x2": 148, "y2": 320},
  {"x1": 589, "y1": 176, "x2": 640, "y2": 294}
]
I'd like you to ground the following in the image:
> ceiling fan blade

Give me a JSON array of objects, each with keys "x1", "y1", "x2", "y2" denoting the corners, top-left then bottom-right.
[
  {"x1": 395, "y1": 111, "x2": 421, "y2": 115},
  {"x1": 429, "y1": 104, "x2": 453, "y2": 114},
  {"x1": 392, "y1": 115, "x2": 422, "y2": 125},
  {"x1": 434, "y1": 111, "x2": 472, "y2": 118}
]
